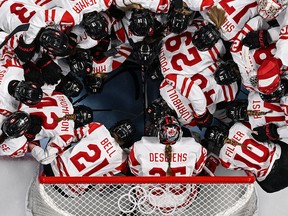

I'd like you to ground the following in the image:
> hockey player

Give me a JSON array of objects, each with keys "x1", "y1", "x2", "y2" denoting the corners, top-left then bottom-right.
[
  {"x1": 29, "y1": 120, "x2": 135, "y2": 196},
  {"x1": 19, "y1": 92, "x2": 93, "y2": 149},
  {"x1": 0, "y1": 111, "x2": 35, "y2": 158},
  {"x1": 204, "y1": 122, "x2": 288, "y2": 193},
  {"x1": 128, "y1": 115, "x2": 207, "y2": 212}
]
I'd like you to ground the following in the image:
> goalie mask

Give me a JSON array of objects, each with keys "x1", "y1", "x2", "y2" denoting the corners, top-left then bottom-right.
[
  {"x1": 192, "y1": 23, "x2": 221, "y2": 51},
  {"x1": 69, "y1": 50, "x2": 93, "y2": 76},
  {"x1": 9, "y1": 80, "x2": 43, "y2": 106},
  {"x1": 158, "y1": 115, "x2": 182, "y2": 145},
  {"x1": 2, "y1": 111, "x2": 31, "y2": 138},
  {"x1": 39, "y1": 28, "x2": 69, "y2": 56},
  {"x1": 214, "y1": 60, "x2": 241, "y2": 85},
  {"x1": 226, "y1": 100, "x2": 249, "y2": 122},
  {"x1": 204, "y1": 125, "x2": 228, "y2": 156},
  {"x1": 82, "y1": 12, "x2": 109, "y2": 40},
  {"x1": 109, "y1": 119, "x2": 136, "y2": 147},
  {"x1": 259, "y1": 79, "x2": 287, "y2": 102},
  {"x1": 257, "y1": 0, "x2": 288, "y2": 20},
  {"x1": 73, "y1": 105, "x2": 93, "y2": 128},
  {"x1": 146, "y1": 98, "x2": 176, "y2": 125},
  {"x1": 55, "y1": 73, "x2": 83, "y2": 98},
  {"x1": 129, "y1": 9, "x2": 155, "y2": 36}
]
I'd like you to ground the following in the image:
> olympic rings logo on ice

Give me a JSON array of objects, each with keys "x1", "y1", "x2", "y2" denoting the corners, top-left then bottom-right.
[{"x1": 117, "y1": 185, "x2": 178, "y2": 215}]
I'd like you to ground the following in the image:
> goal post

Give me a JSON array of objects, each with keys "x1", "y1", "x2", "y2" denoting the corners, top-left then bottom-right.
[{"x1": 26, "y1": 174, "x2": 258, "y2": 216}]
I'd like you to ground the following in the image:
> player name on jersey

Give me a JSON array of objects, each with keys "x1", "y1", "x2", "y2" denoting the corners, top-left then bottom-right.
[{"x1": 149, "y1": 152, "x2": 188, "y2": 162}]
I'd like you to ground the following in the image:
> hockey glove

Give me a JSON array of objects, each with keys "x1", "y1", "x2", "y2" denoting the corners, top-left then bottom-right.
[
  {"x1": 203, "y1": 155, "x2": 220, "y2": 176},
  {"x1": 194, "y1": 110, "x2": 213, "y2": 128},
  {"x1": 90, "y1": 36, "x2": 110, "y2": 61},
  {"x1": 14, "y1": 36, "x2": 37, "y2": 62},
  {"x1": 25, "y1": 115, "x2": 43, "y2": 141},
  {"x1": 252, "y1": 123, "x2": 279, "y2": 142},
  {"x1": 23, "y1": 61, "x2": 44, "y2": 86},
  {"x1": 108, "y1": 4, "x2": 125, "y2": 19},
  {"x1": 242, "y1": 30, "x2": 272, "y2": 50},
  {"x1": 36, "y1": 54, "x2": 62, "y2": 85}
]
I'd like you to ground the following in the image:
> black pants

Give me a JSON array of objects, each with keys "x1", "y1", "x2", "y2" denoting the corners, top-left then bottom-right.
[{"x1": 257, "y1": 141, "x2": 288, "y2": 193}]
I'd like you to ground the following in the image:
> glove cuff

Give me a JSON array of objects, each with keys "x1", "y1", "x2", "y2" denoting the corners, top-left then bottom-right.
[{"x1": 266, "y1": 124, "x2": 279, "y2": 140}]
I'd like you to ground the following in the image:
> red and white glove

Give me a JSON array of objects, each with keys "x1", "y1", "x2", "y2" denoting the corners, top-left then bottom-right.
[
  {"x1": 194, "y1": 110, "x2": 213, "y2": 128},
  {"x1": 203, "y1": 155, "x2": 220, "y2": 176}
]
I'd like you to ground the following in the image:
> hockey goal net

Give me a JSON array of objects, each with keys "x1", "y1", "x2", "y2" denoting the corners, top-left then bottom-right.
[{"x1": 26, "y1": 173, "x2": 258, "y2": 216}]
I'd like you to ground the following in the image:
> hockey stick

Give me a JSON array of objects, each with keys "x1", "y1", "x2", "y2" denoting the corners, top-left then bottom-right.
[{"x1": 0, "y1": 23, "x2": 30, "y2": 50}]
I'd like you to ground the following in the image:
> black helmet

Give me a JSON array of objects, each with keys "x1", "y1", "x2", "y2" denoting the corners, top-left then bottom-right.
[
  {"x1": 204, "y1": 125, "x2": 228, "y2": 155},
  {"x1": 81, "y1": 12, "x2": 109, "y2": 40},
  {"x1": 68, "y1": 50, "x2": 93, "y2": 77},
  {"x1": 55, "y1": 73, "x2": 83, "y2": 98},
  {"x1": 214, "y1": 60, "x2": 241, "y2": 85},
  {"x1": 73, "y1": 105, "x2": 93, "y2": 128},
  {"x1": 226, "y1": 100, "x2": 249, "y2": 122},
  {"x1": 109, "y1": 119, "x2": 136, "y2": 147},
  {"x1": 39, "y1": 28, "x2": 69, "y2": 56},
  {"x1": 133, "y1": 41, "x2": 158, "y2": 65},
  {"x1": 158, "y1": 115, "x2": 182, "y2": 145},
  {"x1": 129, "y1": 9, "x2": 155, "y2": 36},
  {"x1": 146, "y1": 98, "x2": 176, "y2": 125},
  {"x1": 9, "y1": 80, "x2": 43, "y2": 106},
  {"x1": 192, "y1": 23, "x2": 221, "y2": 51},
  {"x1": 83, "y1": 74, "x2": 104, "y2": 94},
  {"x1": 2, "y1": 111, "x2": 31, "y2": 138}
]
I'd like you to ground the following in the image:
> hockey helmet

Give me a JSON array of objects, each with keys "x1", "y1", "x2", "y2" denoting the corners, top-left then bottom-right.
[
  {"x1": 73, "y1": 105, "x2": 93, "y2": 128},
  {"x1": 9, "y1": 80, "x2": 43, "y2": 106},
  {"x1": 204, "y1": 125, "x2": 228, "y2": 156},
  {"x1": 55, "y1": 73, "x2": 83, "y2": 98},
  {"x1": 129, "y1": 9, "x2": 155, "y2": 36},
  {"x1": 2, "y1": 111, "x2": 31, "y2": 138},
  {"x1": 226, "y1": 100, "x2": 249, "y2": 122},
  {"x1": 82, "y1": 11, "x2": 109, "y2": 40},
  {"x1": 192, "y1": 23, "x2": 221, "y2": 51},
  {"x1": 257, "y1": 0, "x2": 288, "y2": 20},
  {"x1": 39, "y1": 28, "x2": 69, "y2": 56},
  {"x1": 146, "y1": 98, "x2": 176, "y2": 125},
  {"x1": 83, "y1": 74, "x2": 104, "y2": 94},
  {"x1": 69, "y1": 50, "x2": 93, "y2": 76},
  {"x1": 109, "y1": 119, "x2": 136, "y2": 146},
  {"x1": 158, "y1": 115, "x2": 182, "y2": 145},
  {"x1": 133, "y1": 41, "x2": 158, "y2": 65},
  {"x1": 259, "y1": 79, "x2": 287, "y2": 102},
  {"x1": 214, "y1": 60, "x2": 241, "y2": 85}
]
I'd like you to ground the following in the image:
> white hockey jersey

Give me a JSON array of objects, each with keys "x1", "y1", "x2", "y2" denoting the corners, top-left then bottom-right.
[
  {"x1": 129, "y1": 136, "x2": 207, "y2": 176},
  {"x1": 200, "y1": 0, "x2": 258, "y2": 41},
  {"x1": 19, "y1": 92, "x2": 75, "y2": 144},
  {"x1": 219, "y1": 122, "x2": 281, "y2": 181},
  {"x1": 160, "y1": 21, "x2": 225, "y2": 78},
  {"x1": 113, "y1": 0, "x2": 170, "y2": 13},
  {"x1": 51, "y1": 122, "x2": 127, "y2": 177}
]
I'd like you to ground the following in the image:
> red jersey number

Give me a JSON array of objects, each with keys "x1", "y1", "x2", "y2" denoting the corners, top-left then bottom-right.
[{"x1": 10, "y1": 3, "x2": 36, "y2": 23}]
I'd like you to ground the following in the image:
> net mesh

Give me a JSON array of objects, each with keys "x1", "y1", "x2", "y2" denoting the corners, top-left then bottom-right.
[{"x1": 27, "y1": 176, "x2": 258, "y2": 216}]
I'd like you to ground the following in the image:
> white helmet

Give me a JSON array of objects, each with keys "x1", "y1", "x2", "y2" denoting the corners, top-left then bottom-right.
[{"x1": 257, "y1": 0, "x2": 288, "y2": 20}]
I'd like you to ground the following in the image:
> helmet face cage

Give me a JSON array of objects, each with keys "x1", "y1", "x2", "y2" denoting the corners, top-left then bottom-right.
[
  {"x1": 56, "y1": 75, "x2": 83, "y2": 98},
  {"x1": 204, "y1": 125, "x2": 228, "y2": 148},
  {"x1": 192, "y1": 23, "x2": 221, "y2": 51},
  {"x1": 129, "y1": 9, "x2": 155, "y2": 36},
  {"x1": 39, "y1": 28, "x2": 69, "y2": 56},
  {"x1": 259, "y1": 82, "x2": 286, "y2": 102},
  {"x1": 110, "y1": 120, "x2": 136, "y2": 145},
  {"x1": 257, "y1": 0, "x2": 288, "y2": 20},
  {"x1": 214, "y1": 60, "x2": 241, "y2": 85},
  {"x1": 133, "y1": 42, "x2": 157, "y2": 64},
  {"x1": 158, "y1": 116, "x2": 181, "y2": 145},
  {"x1": 73, "y1": 105, "x2": 93, "y2": 128},
  {"x1": 69, "y1": 50, "x2": 93, "y2": 76},
  {"x1": 13, "y1": 81, "x2": 43, "y2": 106},
  {"x1": 82, "y1": 12, "x2": 109, "y2": 40},
  {"x1": 167, "y1": 11, "x2": 195, "y2": 34},
  {"x1": 226, "y1": 100, "x2": 249, "y2": 122},
  {"x1": 146, "y1": 98, "x2": 175, "y2": 125},
  {"x1": 2, "y1": 111, "x2": 31, "y2": 138}
]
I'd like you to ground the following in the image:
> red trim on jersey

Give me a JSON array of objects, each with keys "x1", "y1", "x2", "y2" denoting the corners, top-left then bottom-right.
[
  {"x1": 112, "y1": 60, "x2": 122, "y2": 70},
  {"x1": 181, "y1": 77, "x2": 188, "y2": 95},
  {"x1": 194, "y1": 147, "x2": 206, "y2": 171},
  {"x1": 129, "y1": 146, "x2": 140, "y2": 166},
  {"x1": 185, "y1": 79, "x2": 194, "y2": 98},
  {"x1": 44, "y1": 10, "x2": 49, "y2": 23},
  {"x1": 88, "y1": 122, "x2": 103, "y2": 134},
  {"x1": 221, "y1": 85, "x2": 228, "y2": 101},
  {"x1": 120, "y1": 46, "x2": 132, "y2": 52},
  {"x1": 118, "y1": 50, "x2": 129, "y2": 58},
  {"x1": 208, "y1": 49, "x2": 217, "y2": 62}
]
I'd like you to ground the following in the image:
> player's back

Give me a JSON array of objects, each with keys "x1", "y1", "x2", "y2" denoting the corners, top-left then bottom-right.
[{"x1": 131, "y1": 136, "x2": 205, "y2": 176}]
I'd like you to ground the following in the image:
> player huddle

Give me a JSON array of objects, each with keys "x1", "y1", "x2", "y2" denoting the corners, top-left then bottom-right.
[{"x1": 0, "y1": 0, "x2": 287, "y2": 198}]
